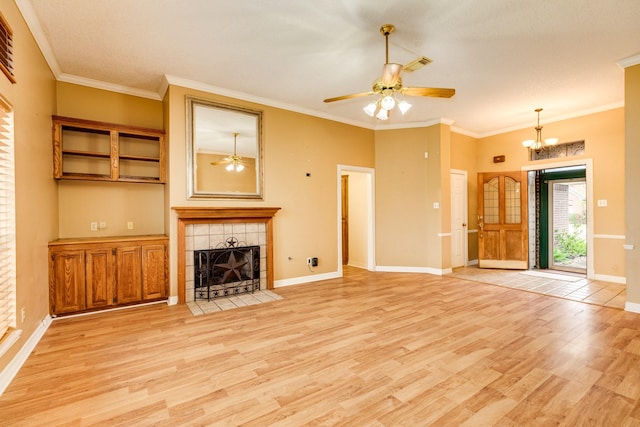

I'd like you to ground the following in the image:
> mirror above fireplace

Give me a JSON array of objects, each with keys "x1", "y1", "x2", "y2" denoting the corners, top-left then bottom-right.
[{"x1": 186, "y1": 97, "x2": 263, "y2": 199}]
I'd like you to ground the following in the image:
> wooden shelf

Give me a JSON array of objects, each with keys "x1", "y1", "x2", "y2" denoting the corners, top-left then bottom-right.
[{"x1": 52, "y1": 115, "x2": 166, "y2": 184}]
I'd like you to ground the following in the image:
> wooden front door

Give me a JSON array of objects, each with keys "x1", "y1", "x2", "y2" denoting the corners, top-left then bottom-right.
[{"x1": 478, "y1": 171, "x2": 528, "y2": 269}]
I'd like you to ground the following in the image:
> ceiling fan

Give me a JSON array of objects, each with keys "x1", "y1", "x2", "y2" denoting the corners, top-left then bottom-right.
[
  {"x1": 211, "y1": 132, "x2": 245, "y2": 172},
  {"x1": 323, "y1": 24, "x2": 455, "y2": 119}
]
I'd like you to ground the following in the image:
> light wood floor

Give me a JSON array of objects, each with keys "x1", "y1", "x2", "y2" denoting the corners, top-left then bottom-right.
[{"x1": 2, "y1": 267, "x2": 640, "y2": 426}]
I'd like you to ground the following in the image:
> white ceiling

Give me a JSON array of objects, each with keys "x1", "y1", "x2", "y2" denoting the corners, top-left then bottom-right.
[{"x1": 17, "y1": 0, "x2": 640, "y2": 136}]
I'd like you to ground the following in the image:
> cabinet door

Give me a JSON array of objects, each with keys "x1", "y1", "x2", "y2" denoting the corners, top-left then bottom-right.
[
  {"x1": 116, "y1": 246, "x2": 142, "y2": 304},
  {"x1": 50, "y1": 250, "x2": 86, "y2": 314},
  {"x1": 86, "y1": 248, "x2": 115, "y2": 309},
  {"x1": 141, "y1": 244, "x2": 167, "y2": 300}
]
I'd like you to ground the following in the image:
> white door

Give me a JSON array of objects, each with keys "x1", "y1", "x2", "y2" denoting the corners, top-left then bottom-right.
[{"x1": 450, "y1": 170, "x2": 468, "y2": 268}]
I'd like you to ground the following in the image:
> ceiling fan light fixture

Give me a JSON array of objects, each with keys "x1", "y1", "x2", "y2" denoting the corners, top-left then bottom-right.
[
  {"x1": 380, "y1": 95, "x2": 396, "y2": 110},
  {"x1": 376, "y1": 109, "x2": 389, "y2": 120},
  {"x1": 397, "y1": 99, "x2": 412, "y2": 114},
  {"x1": 363, "y1": 102, "x2": 378, "y2": 117}
]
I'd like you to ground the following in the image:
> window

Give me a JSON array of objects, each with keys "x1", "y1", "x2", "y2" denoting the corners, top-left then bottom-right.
[
  {"x1": 0, "y1": 98, "x2": 15, "y2": 341},
  {"x1": 0, "y1": 13, "x2": 15, "y2": 84}
]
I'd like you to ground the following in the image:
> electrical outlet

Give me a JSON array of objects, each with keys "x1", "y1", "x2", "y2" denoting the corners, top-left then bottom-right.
[
  {"x1": 90, "y1": 222, "x2": 98, "y2": 231},
  {"x1": 311, "y1": 257, "x2": 318, "y2": 267},
  {"x1": 21, "y1": 307, "x2": 26, "y2": 322},
  {"x1": 127, "y1": 221, "x2": 134, "y2": 230},
  {"x1": 307, "y1": 257, "x2": 312, "y2": 265},
  {"x1": 99, "y1": 221, "x2": 107, "y2": 229}
]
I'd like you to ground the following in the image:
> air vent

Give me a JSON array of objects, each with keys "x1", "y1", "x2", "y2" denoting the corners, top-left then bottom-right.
[
  {"x1": 0, "y1": 13, "x2": 15, "y2": 84},
  {"x1": 403, "y1": 56, "x2": 433, "y2": 73}
]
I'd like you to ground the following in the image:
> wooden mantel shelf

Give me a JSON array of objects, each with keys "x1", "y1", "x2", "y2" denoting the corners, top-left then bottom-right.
[
  {"x1": 172, "y1": 206, "x2": 281, "y2": 304},
  {"x1": 173, "y1": 207, "x2": 280, "y2": 220}
]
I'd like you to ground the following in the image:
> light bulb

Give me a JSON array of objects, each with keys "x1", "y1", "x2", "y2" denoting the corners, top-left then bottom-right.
[
  {"x1": 376, "y1": 109, "x2": 388, "y2": 120},
  {"x1": 226, "y1": 163, "x2": 234, "y2": 171},
  {"x1": 545, "y1": 138, "x2": 559, "y2": 146},
  {"x1": 380, "y1": 95, "x2": 395, "y2": 110},
  {"x1": 236, "y1": 164, "x2": 244, "y2": 172},
  {"x1": 363, "y1": 102, "x2": 377, "y2": 117},
  {"x1": 522, "y1": 140, "x2": 534, "y2": 148},
  {"x1": 398, "y1": 100, "x2": 412, "y2": 114}
]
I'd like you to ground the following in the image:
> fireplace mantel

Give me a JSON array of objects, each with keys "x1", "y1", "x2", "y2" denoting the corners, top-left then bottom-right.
[{"x1": 173, "y1": 206, "x2": 281, "y2": 303}]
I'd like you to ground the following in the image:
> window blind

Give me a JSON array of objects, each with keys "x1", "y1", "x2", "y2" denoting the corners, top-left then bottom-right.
[
  {"x1": 0, "y1": 99, "x2": 15, "y2": 340},
  {"x1": 0, "y1": 13, "x2": 15, "y2": 84}
]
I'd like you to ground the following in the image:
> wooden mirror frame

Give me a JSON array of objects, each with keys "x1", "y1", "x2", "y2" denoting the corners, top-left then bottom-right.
[{"x1": 186, "y1": 96, "x2": 263, "y2": 199}]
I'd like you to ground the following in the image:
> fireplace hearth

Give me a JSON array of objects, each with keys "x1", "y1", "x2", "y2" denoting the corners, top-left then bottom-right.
[{"x1": 194, "y1": 238, "x2": 260, "y2": 300}]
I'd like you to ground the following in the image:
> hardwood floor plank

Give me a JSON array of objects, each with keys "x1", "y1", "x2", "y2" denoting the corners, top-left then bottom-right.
[{"x1": 1, "y1": 266, "x2": 640, "y2": 425}]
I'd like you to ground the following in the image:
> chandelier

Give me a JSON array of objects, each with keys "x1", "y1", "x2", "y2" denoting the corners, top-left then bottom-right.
[
  {"x1": 522, "y1": 108, "x2": 558, "y2": 152},
  {"x1": 363, "y1": 89, "x2": 412, "y2": 120}
]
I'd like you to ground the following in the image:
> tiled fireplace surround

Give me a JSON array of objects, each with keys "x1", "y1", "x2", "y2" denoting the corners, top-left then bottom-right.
[{"x1": 173, "y1": 207, "x2": 280, "y2": 304}]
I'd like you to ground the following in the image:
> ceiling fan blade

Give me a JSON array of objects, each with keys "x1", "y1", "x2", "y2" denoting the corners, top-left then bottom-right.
[
  {"x1": 381, "y1": 63, "x2": 402, "y2": 86},
  {"x1": 211, "y1": 158, "x2": 232, "y2": 166},
  {"x1": 402, "y1": 56, "x2": 432, "y2": 73},
  {"x1": 402, "y1": 87, "x2": 456, "y2": 98},
  {"x1": 323, "y1": 91, "x2": 374, "y2": 103}
]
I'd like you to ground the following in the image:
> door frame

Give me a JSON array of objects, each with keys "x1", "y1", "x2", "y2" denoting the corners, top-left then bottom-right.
[
  {"x1": 522, "y1": 158, "x2": 594, "y2": 279},
  {"x1": 450, "y1": 169, "x2": 468, "y2": 268},
  {"x1": 337, "y1": 165, "x2": 375, "y2": 274}
]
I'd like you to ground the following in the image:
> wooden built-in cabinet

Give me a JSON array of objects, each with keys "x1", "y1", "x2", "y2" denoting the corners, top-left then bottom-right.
[
  {"x1": 49, "y1": 236, "x2": 168, "y2": 316},
  {"x1": 52, "y1": 115, "x2": 166, "y2": 184}
]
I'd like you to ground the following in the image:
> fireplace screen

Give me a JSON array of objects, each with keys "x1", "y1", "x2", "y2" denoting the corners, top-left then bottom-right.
[{"x1": 194, "y1": 243, "x2": 260, "y2": 300}]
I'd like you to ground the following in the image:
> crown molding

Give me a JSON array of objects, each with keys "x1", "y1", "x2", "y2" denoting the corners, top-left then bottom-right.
[
  {"x1": 15, "y1": 0, "x2": 60, "y2": 77},
  {"x1": 618, "y1": 53, "x2": 640, "y2": 68}
]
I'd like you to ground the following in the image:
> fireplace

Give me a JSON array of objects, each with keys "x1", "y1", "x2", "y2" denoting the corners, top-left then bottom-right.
[
  {"x1": 173, "y1": 207, "x2": 280, "y2": 304},
  {"x1": 194, "y1": 240, "x2": 260, "y2": 300}
]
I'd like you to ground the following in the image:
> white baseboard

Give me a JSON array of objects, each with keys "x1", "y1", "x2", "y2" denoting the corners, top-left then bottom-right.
[
  {"x1": 625, "y1": 301, "x2": 640, "y2": 313},
  {"x1": 592, "y1": 273, "x2": 626, "y2": 284},
  {"x1": 274, "y1": 271, "x2": 341, "y2": 288},
  {"x1": 167, "y1": 296, "x2": 178, "y2": 305},
  {"x1": 0, "y1": 315, "x2": 52, "y2": 396},
  {"x1": 375, "y1": 265, "x2": 452, "y2": 276},
  {"x1": 467, "y1": 259, "x2": 478, "y2": 266}
]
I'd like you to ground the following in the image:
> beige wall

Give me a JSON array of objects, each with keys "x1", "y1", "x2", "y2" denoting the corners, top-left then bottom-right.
[
  {"x1": 625, "y1": 64, "x2": 640, "y2": 305},
  {"x1": 54, "y1": 82, "x2": 165, "y2": 238},
  {"x1": 165, "y1": 85, "x2": 374, "y2": 295},
  {"x1": 375, "y1": 124, "x2": 449, "y2": 270},
  {"x1": 477, "y1": 108, "x2": 625, "y2": 279},
  {"x1": 0, "y1": 0, "x2": 57, "y2": 369}
]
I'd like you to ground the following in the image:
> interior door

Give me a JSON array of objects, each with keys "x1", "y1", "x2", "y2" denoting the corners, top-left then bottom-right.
[
  {"x1": 478, "y1": 171, "x2": 528, "y2": 269},
  {"x1": 341, "y1": 174, "x2": 349, "y2": 265}
]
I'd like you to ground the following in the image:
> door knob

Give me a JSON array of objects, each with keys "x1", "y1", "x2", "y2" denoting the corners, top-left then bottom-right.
[{"x1": 462, "y1": 223, "x2": 467, "y2": 227}]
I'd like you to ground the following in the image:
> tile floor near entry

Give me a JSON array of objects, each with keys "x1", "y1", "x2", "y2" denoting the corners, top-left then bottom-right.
[
  {"x1": 450, "y1": 266, "x2": 626, "y2": 309},
  {"x1": 187, "y1": 289, "x2": 283, "y2": 316}
]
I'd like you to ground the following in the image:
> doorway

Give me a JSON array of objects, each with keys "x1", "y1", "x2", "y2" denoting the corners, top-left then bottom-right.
[
  {"x1": 539, "y1": 166, "x2": 587, "y2": 274},
  {"x1": 337, "y1": 165, "x2": 375, "y2": 274}
]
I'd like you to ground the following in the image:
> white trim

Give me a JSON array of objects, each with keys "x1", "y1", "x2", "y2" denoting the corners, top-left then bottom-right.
[
  {"x1": 337, "y1": 165, "x2": 376, "y2": 274},
  {"x1": 618, "y1": 54, "x2": 640, "y2": 68},
  {"x1": 375, "y1": 265, "x2": 452, "y2": 276},
  {"x1": 468, "y1": 229, "x2": 478, "y2": 234},
  {"x1": 468, "y1": 259, "x2": 478, "y2": 266},
  {"x1": 522, "y1": 158, "x2": 596, "y2": 280},
  {"x1": 437, "y1": 232, "x2": 451, "y2": 237},
  {"x1": 625, "y1": 301, "x2": 640, "y2": 313},
  {"x1": 592, "y1": 274, "x2": 626, "y2": 285},
  {"x1": 58, "y1": 74, "x2": 161, "y2": 100},
  {"x1": 15, "y1": 0, "x2": 61, "y2": 76},
  {"x1": 164, "y1": 75, "x2": 372, "y2": 129},
  {"x1": 593, "y1": 234, "x2": 625, "y2": 240},
  {"x1": 274, "y1": 271, "x2": 341, "y2": 288},
  {"x1": 0, "y1": 315, "x2": 52, "y2": 396},
  {"x1": 167, "y1": 296, "x2": 179, "y2": 305}
]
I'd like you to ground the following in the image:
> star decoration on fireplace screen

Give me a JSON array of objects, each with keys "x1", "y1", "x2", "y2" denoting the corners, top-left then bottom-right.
[{"x1": 215, "y1": 250, "x2": 248, "y2": 283}]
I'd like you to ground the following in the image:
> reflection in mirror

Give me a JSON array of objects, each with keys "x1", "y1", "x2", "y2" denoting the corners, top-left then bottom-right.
[{"x1": 187, "y1": 97, "x2": 263, "y2": 199}]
